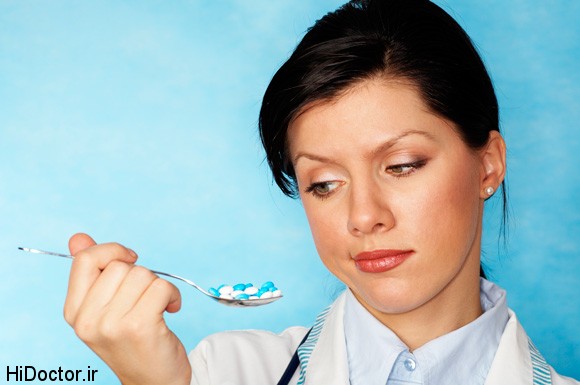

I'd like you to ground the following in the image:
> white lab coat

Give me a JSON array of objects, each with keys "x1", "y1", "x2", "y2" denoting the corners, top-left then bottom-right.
[{"x1": 189, "y1": 293, "x2": 578, "y2": 385}]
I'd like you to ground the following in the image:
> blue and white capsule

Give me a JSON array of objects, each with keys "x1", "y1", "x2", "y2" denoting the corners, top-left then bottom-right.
[{"x1": 209, "y1": 281, "x2": 282, "y2": 300}]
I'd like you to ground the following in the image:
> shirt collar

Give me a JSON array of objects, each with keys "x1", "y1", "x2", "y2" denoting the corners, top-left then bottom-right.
[{"x1": 343, "y1": 278, "x2": 509, "y2": 385}]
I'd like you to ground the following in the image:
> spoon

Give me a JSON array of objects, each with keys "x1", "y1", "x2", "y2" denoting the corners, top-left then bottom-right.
[{"x1": 18, "y1": 247, "x2": 282, "y2": 307}]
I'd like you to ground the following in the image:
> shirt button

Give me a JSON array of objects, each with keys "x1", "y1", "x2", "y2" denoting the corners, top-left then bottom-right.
[{"x1": 404, "y1": 358, "x2": 416, "y2": 371}]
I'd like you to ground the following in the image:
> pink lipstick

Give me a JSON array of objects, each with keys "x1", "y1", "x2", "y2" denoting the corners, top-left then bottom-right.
[{"x1": 353, "y1": 249, "x2": 413, "y2": 273}]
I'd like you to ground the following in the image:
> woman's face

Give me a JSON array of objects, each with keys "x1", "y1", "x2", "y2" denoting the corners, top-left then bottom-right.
[{"x1": 288, "y1": 79, "x2": 488, "y2": 318}]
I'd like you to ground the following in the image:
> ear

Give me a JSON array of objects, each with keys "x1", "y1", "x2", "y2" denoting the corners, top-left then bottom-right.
[{"x1": 479, "y1": 130, "x2": 506, "y2": 199}]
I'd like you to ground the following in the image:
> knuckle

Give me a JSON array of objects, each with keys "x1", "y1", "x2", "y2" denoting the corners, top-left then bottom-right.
[
  {"x1": 122, "y1": 317, "x2": 145, "y2": 338},
  {"x1": 151, "y1": 277, "x2": 173, "y2": 293},
  {"x1": 73, "y1": 249, "x2": 91, "y2": 263},
  {"x1": 130, "y1": 265, "x2": 155, "y2": 281},
  {"x1": 106, "y1": 259, "x2": 130, "y2": 273},
  {"x1": 98, "y1": 316, "x2": 123, "y2": 341},
  {"x1": 107, "y1": 242, "x2": 128, "y2": 256},
  {"x1": 63, "y1": 305, "x2": 75, "y2": 326},
  {"x1": 73, "y1": 315, "x2": 98, "y2": 343}
]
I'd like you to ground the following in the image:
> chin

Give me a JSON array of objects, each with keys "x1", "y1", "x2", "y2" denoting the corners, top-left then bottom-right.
[
  {"x1": 366, "y1": 293, "x2": 427, "y2": 315},
  {"x1": 350, "y1": 279, "x2": 428, "y2": 315}
]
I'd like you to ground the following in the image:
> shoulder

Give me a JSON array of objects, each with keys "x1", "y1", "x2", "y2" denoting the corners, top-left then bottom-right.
[
  {"x1": 487, "y1": 308, "x2": 579, "y2": 385},
  {"x1": 552, "y1": 369, "x2": 580, "y2": 385},
  {"x1": 189, "y1": 326, "x2": 309, "y2": 385},
  {"x1": 193, "y1": 326, "x2": 309, "y2": 357}
]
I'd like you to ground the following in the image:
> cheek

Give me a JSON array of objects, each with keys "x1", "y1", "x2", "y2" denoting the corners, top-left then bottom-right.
[
  {"x1": 301, "y1": 197, "x2": 347, "y2": 268},
  {"x1": 407, "y1": 157, "x2": 481, "y2": 256}
]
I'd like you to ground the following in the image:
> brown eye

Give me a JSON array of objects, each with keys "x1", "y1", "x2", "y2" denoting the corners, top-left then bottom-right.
[
  {"x1": 305, "y1": 181, "x2": 341, "y2": 199},
  {"x1": 314, "y1": 184, "x2": 331, "y2": 194},
  {"x1": 389, "y1": 165, "x2": 406, "y2": 174},
  {"x1": 388, "y1": 164, "x2": 413, "y2": 175},
  {"x1": 386, "y1": 160, "x2": 427, "y2": 177}
]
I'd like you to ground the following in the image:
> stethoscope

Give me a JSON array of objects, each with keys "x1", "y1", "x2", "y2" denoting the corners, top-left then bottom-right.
[{"x1": 276, "y1": 328, "x2": 312, "y2": 385}]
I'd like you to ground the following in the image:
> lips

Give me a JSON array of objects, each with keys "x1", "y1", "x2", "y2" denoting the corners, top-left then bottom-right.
[{"x1": 353, "y1": 249, "x2": 413, "y2": 273}]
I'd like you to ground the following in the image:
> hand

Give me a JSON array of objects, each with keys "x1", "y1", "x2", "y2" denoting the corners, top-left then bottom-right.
[{"x1": 63, "y1": 233, "x2": 192, "y2": 385}]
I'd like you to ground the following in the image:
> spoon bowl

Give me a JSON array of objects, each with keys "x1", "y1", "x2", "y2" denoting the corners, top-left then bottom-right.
[{"x1": 18, "y1": 247, "x2": 282, "y2": 308}]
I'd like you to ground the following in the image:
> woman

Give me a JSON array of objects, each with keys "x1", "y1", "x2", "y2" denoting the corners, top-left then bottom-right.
[{"x1": 63, "y1": 0, "x2": 578, "y2": 384}]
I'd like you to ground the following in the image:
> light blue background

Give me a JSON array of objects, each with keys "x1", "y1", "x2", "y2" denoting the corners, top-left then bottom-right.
[{"x1": 1, "y1": 1, "x2": 578, "y2": 382}]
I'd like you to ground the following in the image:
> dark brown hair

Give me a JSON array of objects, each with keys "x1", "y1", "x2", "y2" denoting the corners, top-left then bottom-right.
[{"x1": 259, "y1": 0, "x2": 507, "y2": 277}]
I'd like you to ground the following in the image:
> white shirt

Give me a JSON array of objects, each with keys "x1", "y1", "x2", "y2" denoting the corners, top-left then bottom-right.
[{"x1": 344, "y1": 278, "x2": 509, "y2": 385}]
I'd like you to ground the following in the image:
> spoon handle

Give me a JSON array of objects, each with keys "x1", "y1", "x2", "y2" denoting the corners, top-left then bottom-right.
[
  {"x1": 18, "y1": 247, "x2": 213, "y2": 296},
  {"x1": 18, "y1": 246, "x2": 282, "y2": 307},
  {"x1": 147, "y1": 270, "x2": 210, "y2": 295},
  {"x1": 18, "y1": 247, "x2": 72, "y2": 259}
]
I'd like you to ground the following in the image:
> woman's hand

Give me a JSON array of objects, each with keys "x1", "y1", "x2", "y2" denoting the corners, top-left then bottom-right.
[{"x1": 63, "y1": 233, "x2": 192, "y2": 385}]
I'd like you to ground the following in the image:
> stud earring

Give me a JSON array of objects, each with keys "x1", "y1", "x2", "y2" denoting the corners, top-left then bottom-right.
[{"x1": 485, "y1": 186, "x2": 495, "y2": 196}]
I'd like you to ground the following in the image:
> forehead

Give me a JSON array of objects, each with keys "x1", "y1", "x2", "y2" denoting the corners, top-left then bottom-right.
[{"x1": 287, "y1": 78, "x2": 456, "y2": 157}]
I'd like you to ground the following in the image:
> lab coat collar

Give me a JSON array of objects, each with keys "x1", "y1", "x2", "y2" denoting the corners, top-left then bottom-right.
[
  {"x1": 300, "y1": 293, "x2": 559, "y2": 385},
  {"x1": 302, "y1": 292, "x2": 350, "y2": 385},
  {"x1": 484, "y1": 308, "x2": 532, "y2": 385}
]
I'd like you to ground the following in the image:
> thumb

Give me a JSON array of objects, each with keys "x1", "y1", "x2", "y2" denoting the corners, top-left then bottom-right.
[{"x1": 68, "y1": 233, "x2": 97, "y2": 255}]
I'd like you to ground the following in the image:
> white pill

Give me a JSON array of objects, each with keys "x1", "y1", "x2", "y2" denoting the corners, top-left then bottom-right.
[
  {"x1": 218, "y1": 286, "x2": 233, "y2": 295},
  {"x1": 219, "y1": 293, "x2": 233, "y2": 299},
  {"x1": 249, "y1": 295, "x2": 259, "y2": 299},
  {"x1": 272, "y1": 290, "x2": 282, "y2": 297},
  {"x1": 244, "y1": 286, "x2": 259, "y2": 295},
  {"x1": 259, "y1": 291, "x2": 273, "y2": 299},
  {"x1": 230, "y1": 290, "x2": 244, "y2": 297}
]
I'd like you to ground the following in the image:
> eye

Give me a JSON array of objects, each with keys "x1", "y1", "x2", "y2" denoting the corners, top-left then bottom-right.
[
  {"x1": 305, "y1": 181, "x2": 341, "y2": 199},
  {"x1": 386, "y1": 160, "x2": 427, "y2": 177}
]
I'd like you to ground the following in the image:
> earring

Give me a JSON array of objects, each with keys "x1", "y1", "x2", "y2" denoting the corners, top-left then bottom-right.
[{"x1": 485, "y1": 186, "x2": 495, "y2": 196}]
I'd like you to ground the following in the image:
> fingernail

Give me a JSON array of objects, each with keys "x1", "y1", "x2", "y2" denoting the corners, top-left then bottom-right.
[{"x1": 128, "y1": 248, "x2": 138, "y2": 259}]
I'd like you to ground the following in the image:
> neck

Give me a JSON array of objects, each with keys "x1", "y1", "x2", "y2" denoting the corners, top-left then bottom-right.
[{"x1": 358, "y1": 248, "x2": 483, "y2": 351}]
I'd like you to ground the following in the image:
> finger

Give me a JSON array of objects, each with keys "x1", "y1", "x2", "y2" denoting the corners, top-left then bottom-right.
[
  {"x1": 64, "y1": 242, "x2": 138, "y2": 324},
  {"x1": 132, "y1": 277, "x2": 182, "y2": 319},
  {"x1": 75, "y1": 260, "x2": 134, "y2": 321},
  {"x1": 106, "y1": 265, "x2": 159, "y2": 318},
  {"x1": 68, "y1": 233, "x2": 97, "y2": 255}
]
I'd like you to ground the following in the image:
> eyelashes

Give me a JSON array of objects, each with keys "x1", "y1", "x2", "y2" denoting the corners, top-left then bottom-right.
[
  {"x1": 305, "y1": 181, "x2": 342, "y2": 200},
  {"x1": 386, "y1": 159, "x2": 427, "y2": 178},
  {"x1": 304, "y1": 159, "x2": 428, "y2": 200}
]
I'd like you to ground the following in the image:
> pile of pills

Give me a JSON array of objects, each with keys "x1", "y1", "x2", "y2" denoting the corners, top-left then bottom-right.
[{"x1": 208, "y1": 281, "x2": 282, "y2": 300}]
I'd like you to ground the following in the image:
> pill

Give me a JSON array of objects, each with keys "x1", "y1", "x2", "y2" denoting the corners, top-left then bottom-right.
[
  {"x1": 209, "y1": 288, "x2": 220, "y2": 296},
  {"x1": 210, "y1": 281, "x2": 281, "y2": 301},
  {"x1": 231, "y1": 290, "x2": 244, "y2": 297},
  {"x1": 260, "y1": 291, "x2": 273, "y2": 299},
  {"x1": 261, "y1": 281, "x2": 275, "y2": 289},
  {"x1": 233, "y1": 283, "x2": 246, "y2": 291},
  {"x1": 244, "y1": 286, "x2": 259, "y2": 295},
  {"x1": 218, "y1": 285, "x2": 233, "y2": 295}
]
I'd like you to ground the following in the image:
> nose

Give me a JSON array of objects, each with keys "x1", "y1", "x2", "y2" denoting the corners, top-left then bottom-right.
[{"x1": 347, "y1": 179, "x2": 395, "y2": 236}]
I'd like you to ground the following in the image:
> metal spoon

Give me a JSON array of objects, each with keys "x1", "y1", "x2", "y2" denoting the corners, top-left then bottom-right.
[{"x1": 18, "y1": 247, "x2": 282, "y2": 307}]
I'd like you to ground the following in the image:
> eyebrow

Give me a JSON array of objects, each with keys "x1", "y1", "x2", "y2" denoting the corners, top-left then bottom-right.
[{"x1": 292, "y1": 129, "x2": 436, "y2": 165}]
